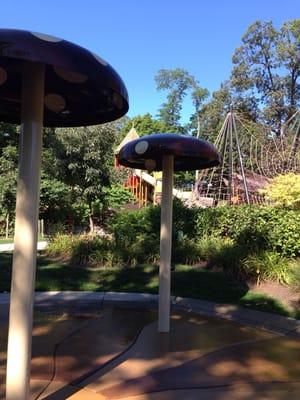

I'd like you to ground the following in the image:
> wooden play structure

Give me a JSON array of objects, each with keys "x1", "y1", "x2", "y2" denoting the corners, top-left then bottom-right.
[
  {"x1": 115, "y1": 130, "x2": 192, "y2": 207},
  {"x1": 115, "y1": 110, "x2": 300, "y2": 208}
]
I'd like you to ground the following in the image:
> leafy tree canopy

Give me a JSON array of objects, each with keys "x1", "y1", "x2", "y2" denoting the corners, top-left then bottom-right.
[
  {"x1": 0, "y1": 144, "x2": 18, "y2": 218},
  {"x1": 119, "y1": 113, "x2": 170, "y2": 140},
  {"x1": 231, "y1": 19, "x2": 300, "y2": 133},
  {"x1": 156, "y1": 68, "x2": 199, "y2": 132},
  {"x1": 53, "y1": 122, "x2": 118, "y2": 231}
]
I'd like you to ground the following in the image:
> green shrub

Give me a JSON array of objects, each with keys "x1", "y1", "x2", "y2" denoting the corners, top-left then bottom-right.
[
  {"x1": 173, "y1": 237, "x2": 202, "y2": 264},
  {"x1": 267, "y1": 209, "x2": 300, "y2": 257},
  {"x1": 47, "y1": 234, "x2": 75, "y2": 259},
  {"x1": 260, "y1": 173, "x2": 300, "y2": 209},
  {"x1": 47, "y1": 203, "x2": 299, "y2": 283},
  {"x1": 196, "y1": 235, "x2": 233, "y2": 262},
  {"x1": 108, "y1": 200, "x2": 198, "y2": 265},
  {"x1": 102, "y1": 184, "x2": 135, "y2": 209},
  {"x1": 195, "y1": 205, "x2": 300, "y2": 257},
  {"x1": 47, "y1": 234, "x2": 118, "y2": 267},
  {"x1": 241, "y1": 252, "x2": 296, "y2": 284}
]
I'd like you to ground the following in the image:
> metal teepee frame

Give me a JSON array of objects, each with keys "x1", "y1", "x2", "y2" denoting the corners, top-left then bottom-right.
[{"x1": 196, "y1": 110, "x2": 300, "y2": 206}]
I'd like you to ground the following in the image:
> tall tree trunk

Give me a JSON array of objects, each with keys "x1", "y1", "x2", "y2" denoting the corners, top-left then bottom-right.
[
  {"x1": 5, "y1": 214, "x2": 9, "y2": 239},
  {"x1": 89, "y1": 214, "x2": 94, "y2": 233}
]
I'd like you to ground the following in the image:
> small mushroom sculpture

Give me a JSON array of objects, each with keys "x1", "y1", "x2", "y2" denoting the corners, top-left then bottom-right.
[
  {"x1": 117, "y1": 133, "x2": 220, "y2": 333},
  {"x1": 0, "y1": 28, "x2": 128, "y2": 399}
]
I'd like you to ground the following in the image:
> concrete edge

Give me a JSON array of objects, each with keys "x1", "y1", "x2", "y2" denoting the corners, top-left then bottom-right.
[
  {"x1": 173, "y1": 296, "x2": 300, "y2": 338},
  {"x1": 0, "y1": 291, "x2": 299, "y2": 338}
]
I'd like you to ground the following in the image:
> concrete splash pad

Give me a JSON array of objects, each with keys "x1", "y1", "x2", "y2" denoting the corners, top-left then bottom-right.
[{"x1": 0, "y1": 305, "x2": 300, "y2": 399}]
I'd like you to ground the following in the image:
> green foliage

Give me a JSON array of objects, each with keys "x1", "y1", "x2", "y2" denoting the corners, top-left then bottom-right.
[
  {"x1": 39, "y1": 174, "x2": 72, "y2": 221},
  {"x1": 107, "y1": 200, "x2": 198, "y2": 265},
  {"x1": 155, "y1": 68, "x2": 207, "y2": 133},
  {"x1": 108, "y1": 206, "x2": 160, "y2": 265},
  {"x1": 0, "y1": 122, "x2": 19, "y2": 148},
  {"x1": 195, "y1": 205, "x2": 300, "y2": 257},
  {"x1": 195, "y1": 235, "x2": 297, "y2": 285},
  {"x1": 196, "y1": 82, "x2": 233, "y2": 142},
  {"x1": 0, "y1": 144, "x2": 18, "y2": 218},
  {"x1": 53, "y1": 123, "x2": 119, "y2": 230},
  {"x1": 231, "y1": 19, "x2": 300, "y2": 130},
  {"x1": 260, "y1": 173, "x2": 300, "y2": 209},
  {"x1": 119, "y1": 113, "x2": 170, "y2": 140},
  {"x1": 47, "y1": 234, "x2": 119, "y2": 267},
  {"x1": 44, "y1": 202, "x2": 300, "y2": 294},
  {"x1": 47, "y1": 234, "x2": 76, "y2": 259},
  {"x1": 197, "y1": 236, "x2": 235, "y2": 265},
  {"x1": 102, "y1": 185, "x2": 135, "y2": 209},
  {"x1": 241, "y1": 252, "x2": 296, "y2": 284}
]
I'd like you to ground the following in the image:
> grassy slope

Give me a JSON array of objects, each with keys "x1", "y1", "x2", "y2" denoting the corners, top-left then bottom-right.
[{"x1": 0, "y1": 253, "x2": 298, "y2": 318}]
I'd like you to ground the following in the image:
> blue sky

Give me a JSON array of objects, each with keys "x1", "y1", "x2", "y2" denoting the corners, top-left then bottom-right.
[{"x1": 0, "y1": 1, "x2": 299, "y2": 123}]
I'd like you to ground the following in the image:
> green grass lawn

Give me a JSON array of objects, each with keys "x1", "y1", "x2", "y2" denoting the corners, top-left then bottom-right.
[
  {"x1": 0, "y1": 238, "x2": 14, "y2": 244},
  {"x1": 0, "y1": 252, "x2": 298, "y2": 319}
]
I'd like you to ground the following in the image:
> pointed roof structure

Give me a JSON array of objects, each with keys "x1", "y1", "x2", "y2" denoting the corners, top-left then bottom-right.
[{"x1": 115, "y1": 126, "x2": 139, "y2": 154}]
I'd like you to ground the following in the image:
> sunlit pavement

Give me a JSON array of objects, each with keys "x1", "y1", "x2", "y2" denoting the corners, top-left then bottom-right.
[
  {"x1": 0, "y1": 293, "x2": 300, "y2": 399},
  {"x1": 0, "y1": 241, "x2": 48, "y2": 252}
]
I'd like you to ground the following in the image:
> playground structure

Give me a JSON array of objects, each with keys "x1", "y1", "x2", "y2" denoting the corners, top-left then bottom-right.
[
  {"x1": 196, "y1": 110, "x2": 300, "y2": 206},
  {"x1": 116, "y1": 110, "x2": 300, "y2": 208},
  {"x1": 115, "y1": 128, "x2": 196, "y2": 206}
]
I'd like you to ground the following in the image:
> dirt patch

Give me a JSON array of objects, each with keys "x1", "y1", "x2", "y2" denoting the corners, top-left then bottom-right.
[{"x1": 249, "y1": 281, "x2": 300, "y2": 310}]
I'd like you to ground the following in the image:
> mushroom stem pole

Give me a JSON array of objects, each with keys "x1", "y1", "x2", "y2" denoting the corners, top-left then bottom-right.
[
  {"x1": 158, "y1": 154, "x2": 174, "y2": 333},
  {"x1": 6, "y1": 62, "x2": 45, "y2": 400}
]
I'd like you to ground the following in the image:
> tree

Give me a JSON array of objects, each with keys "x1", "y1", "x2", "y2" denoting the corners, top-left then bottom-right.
[
  {"x1": 0, "y1": 122, "x2": 19, "y2": 149},
  {"x1": 0, "y1": 144, "x2": 18, "y2": 235},
  {"x1": 231, "y1": 20, "x2": 300, "y2": 133},
  {"x1": 155, "y1": 68, "x2": 197, "y2": 132},
  {"x1": 39, "y1": 174, "x2": 72, "y2": 223},
  {"x1": 102, "y1": 184, "x2": 135, "y2": 209},
  {"x1": 54, "y1": 122, "x2": 118, "y2": 232},
  {"x1": 190, "y1": 85, "x2": 210, "y2": 137},
  {"x1": 119, "y1": 113, "x2": 170, "y2": 140},
  {"x1": 194, "y1": 82, "x2": 232, "y2": 142}
]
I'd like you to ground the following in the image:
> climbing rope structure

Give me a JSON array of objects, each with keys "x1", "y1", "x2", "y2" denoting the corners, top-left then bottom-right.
[{"x1": 196, "y1": 110, "x2": 300, "y2": 206}]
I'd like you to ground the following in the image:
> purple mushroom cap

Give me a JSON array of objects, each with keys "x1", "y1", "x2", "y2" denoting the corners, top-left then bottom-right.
[
  {"x1": 0, "y1": 29, "x2": 129, "y2": 127},
  {"x1": 117, "y1": 133, "x2": 220, "y2": 171}
]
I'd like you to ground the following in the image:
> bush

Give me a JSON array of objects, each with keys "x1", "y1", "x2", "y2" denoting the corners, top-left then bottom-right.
[
  {"x1": 47, "y1": 234, "x2": 75, "y2": 259},
  {"x1": 195, "y1": 205, "x2": 300, "y2": 257},
  {"x1": 108, "y1": 200, "x2": 198, "y2": 265},
  {"x1": 241, "y1": 252, "x2": 296, "y2": 284},
  {"x1": 196, "y1": 235, "x2": 232, "y2": 263},
  {"x1": 102, "y1": 184, "x2": 135, "y2": 209},
  {"x1": 173, "y1": 236, "x2": 202, "y2": 265},
  {"x1": 47, "y1": 203, "x2": 299, "y2": 286},
  {"x1": 260, "y1": 173, "x2": 300, "y2": 209},
  {"x1": 108, "y1": 206, "x2": 159, "y2": 264},
  {"x1": 47, "y1": 234, "x2": 119, "y2": 267}
]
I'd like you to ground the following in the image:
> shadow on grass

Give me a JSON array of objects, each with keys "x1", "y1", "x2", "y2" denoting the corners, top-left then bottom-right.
[{"x1": 0, "y1": 252, "x2": 295, "y2": 317}]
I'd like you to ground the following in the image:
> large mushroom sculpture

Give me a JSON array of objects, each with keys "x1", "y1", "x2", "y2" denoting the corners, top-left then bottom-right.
[
  {"x1": 117, "y1": 133, "x2": 220, "y2": 333},
  {"x1": 0, "y1": 28, "x2": 128, "y2": 399}
]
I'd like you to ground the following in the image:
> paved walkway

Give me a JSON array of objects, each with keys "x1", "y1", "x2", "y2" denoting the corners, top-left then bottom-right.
[
  {"x1": 1, "y1": 291, "x2": 299, "y2": 337},
  {"x1": 0, "y1": 240, "x2": 48, "y2": 252},
  {"x1": 0, "y1": 292, "x2": 299, "y2": 399}
]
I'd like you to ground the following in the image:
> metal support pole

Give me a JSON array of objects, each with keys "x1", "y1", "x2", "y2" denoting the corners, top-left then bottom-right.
[
  {"x1": 158, "y1": 155, "x2": 174, "y2": 333},
  {"x1": 228, "y1": 113, "x2": 233, "y2": 205},
  {"x1": 232, "y1": 113, "x2": 250, "y2": 204},
  {"x1": 6, "y1": 61, "x2": 45, "y2": 400}
]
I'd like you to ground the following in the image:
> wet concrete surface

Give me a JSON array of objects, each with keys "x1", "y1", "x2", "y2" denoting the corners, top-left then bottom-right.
[{"x1": 0, "y1": 307, "x2": 299, "y2": 399}]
